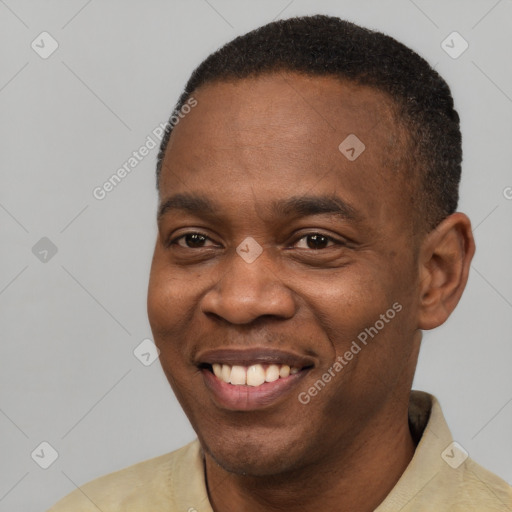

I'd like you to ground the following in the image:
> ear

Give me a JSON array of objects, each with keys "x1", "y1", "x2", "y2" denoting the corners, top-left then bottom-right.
[{"x1": 417, "y1": 213, "x2": 476, "y2": 330}]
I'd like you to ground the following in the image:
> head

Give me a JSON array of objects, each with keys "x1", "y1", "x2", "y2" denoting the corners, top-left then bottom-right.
[
  {"x1": 148, "y1": 15, "x2": 474, "y2": 477},
  {"x1": 157, "y1": 14, "x2": 463, "y2": 233}
]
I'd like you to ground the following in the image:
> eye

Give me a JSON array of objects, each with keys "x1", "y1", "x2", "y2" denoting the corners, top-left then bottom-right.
[
  {"x1": 294, "y1": 233, "x2": 338, "y2": 250},
  {"x1": 172, "y1": 232, "x2": 217, "y2": 248}
]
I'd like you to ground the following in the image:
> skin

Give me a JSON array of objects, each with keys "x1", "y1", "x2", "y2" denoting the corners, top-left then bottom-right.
[{"x1": 147, "y1": 72, "x2": 475, "y2": 512}]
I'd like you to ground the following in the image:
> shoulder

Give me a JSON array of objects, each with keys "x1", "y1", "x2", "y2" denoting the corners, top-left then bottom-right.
[
  {"x1": 380, "y1": 391, "x2": 512, "y2": 512},
  {"x1": 47, "y1": 440, "x2": 203, "y2": 512},
  {"x1": 455, "y1": 457, "x2": 512, "y2": 511}
]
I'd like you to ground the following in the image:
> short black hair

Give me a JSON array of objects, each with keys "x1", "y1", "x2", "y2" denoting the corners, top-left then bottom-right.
[{"x1": 156, "y1": 14, "x2": 461, "y2": 231}]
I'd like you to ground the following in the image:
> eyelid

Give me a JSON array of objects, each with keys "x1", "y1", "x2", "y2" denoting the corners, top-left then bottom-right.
[
  {"x1": 165, "y1": 229, "x2": 348, "y2": 249},
  {"x1": 291, "y1": 231, "x2": 347, "y2": 248},
  {"x1": 167, "y1": 230, "x2": 219, "y2": 248}
]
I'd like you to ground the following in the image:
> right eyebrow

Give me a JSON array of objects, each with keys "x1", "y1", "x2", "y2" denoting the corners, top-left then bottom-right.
[{"x1": 157, "y1": 193, "x2": 217, "y2": 220}]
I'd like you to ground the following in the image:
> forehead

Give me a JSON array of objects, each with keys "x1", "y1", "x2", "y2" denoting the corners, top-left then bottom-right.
[
  {"x1": 159, "y1": 73, "x2": 412, "y2": 231},
  {"x1": 166, "y1": 72, "x2": 402, "y2": 153}
]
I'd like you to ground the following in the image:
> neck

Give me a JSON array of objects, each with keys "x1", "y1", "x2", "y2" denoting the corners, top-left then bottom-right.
[{"x1": 205, "y1": 401, "x2": 416, "y2": 512}]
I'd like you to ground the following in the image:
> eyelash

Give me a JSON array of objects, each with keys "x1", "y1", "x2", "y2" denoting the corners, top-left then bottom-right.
[{"x1": 168, "y1": 231, "x2": 344, "y2": 250}]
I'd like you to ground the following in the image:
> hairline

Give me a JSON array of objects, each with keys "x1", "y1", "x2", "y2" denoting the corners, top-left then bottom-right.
[{"x1": 156, "y1": 71, "x2": 428, "y2": 235}]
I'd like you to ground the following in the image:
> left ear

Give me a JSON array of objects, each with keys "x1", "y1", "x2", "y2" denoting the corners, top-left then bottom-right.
[{"x1": 417, "y1": 212, "x2": 476, "y2": 330}]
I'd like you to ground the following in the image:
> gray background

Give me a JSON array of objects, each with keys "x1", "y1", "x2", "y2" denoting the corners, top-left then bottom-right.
[{"x1": 0, "y1": 0, "x2": 511, "y2": 510}]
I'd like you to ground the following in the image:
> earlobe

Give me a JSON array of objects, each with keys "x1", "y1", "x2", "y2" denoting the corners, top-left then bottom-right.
[{"x1": 417, "y1": 213, "x2": 476, "y2": 330}]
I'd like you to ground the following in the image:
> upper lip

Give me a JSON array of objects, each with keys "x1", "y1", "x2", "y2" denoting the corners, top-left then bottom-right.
[{"x1": 195, "y1": 347, "x2": 316, "y2": 369}]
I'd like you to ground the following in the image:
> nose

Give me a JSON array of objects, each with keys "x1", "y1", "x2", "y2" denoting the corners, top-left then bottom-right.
[{"x1": 200, "y1": 250, "x2": 296, "y2": 325}]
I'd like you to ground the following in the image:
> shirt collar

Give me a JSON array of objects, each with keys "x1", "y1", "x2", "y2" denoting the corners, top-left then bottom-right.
[{"x1": 375, "y1": 390, "x2": 453, "y2": 511}]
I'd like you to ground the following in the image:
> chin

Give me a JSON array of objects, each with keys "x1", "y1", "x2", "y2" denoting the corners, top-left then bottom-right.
[
  {"x1": 206, "y1": 443, "x2": 298, "y2": 477},
  {"x1": 199, "y1": 425, "x2": 312, "y2": 477}
]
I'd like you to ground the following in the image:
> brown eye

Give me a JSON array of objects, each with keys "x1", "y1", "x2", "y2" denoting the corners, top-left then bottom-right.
[
  {"x1": 295, "y1": 234, "x2": 334, "y2": 250},
  {"x1": 175, "y1": 233, "x2": 211, "y2": 248}
]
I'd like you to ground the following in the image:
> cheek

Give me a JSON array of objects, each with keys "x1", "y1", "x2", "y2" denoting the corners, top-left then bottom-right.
[
  {"x1": 147, "y1": 280, "x2": 190, "y2": 371},
  {"x1": 147, "y1": 255, "x2": 198, "y2": 331},
  {"x1": 297, "y1": 263, "x2": 413, "y2": 394},
  {"x1": 298, "y1": 267, "x2": 393, "y2": 338},
  {"x1": 148, "y1": 266, "x2": 200, "y2": 391}
]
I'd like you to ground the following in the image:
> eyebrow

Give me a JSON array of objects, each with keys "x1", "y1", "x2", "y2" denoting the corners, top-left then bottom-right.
[
  {"x1": 157, "y1": 193, "x2": 361, "y2": 223},
  {"x1": 158, "y1": 194, "x2": 216, "y2": 219},
  {"x1": 273, "y1": 195, "x2": 362, "y2": 223}
]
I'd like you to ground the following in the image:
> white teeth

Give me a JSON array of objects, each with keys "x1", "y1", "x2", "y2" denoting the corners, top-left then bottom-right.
[
  {"x1": 247, "y1": 364, "x2": 266, "y2": 386},
  {"x1": 229, "y1": 365, "x2": 246, "y2": 385},
  {"x1": 265, "y1": 364, "x2": 280, "y2": 382},
  {"x1": 221, "y1": 364, "x2": 231, "y2": 383},
  {"x1": 279, "y1": 365, "x2": 290, "y2": 378},
  {"x1": 211, "y1": 363, "x2": 301, "y2": 386},
  {"x1": 212, "y1": 363, "x2": 222, "y2": 378}
]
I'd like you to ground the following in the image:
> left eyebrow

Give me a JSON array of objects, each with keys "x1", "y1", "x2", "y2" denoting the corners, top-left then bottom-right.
[{"x1": 270, "y1": 195, "x2": 363, "y2": 223}]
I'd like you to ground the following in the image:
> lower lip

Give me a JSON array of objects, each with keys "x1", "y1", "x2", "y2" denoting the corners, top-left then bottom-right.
[{"x1": 201, "y1": 368, "x2": 309, "y2": 411}]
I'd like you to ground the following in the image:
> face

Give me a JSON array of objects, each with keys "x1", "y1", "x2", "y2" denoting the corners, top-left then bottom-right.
[{"x1": 148, "y1": 73, "x2": 423, "y2": 476}]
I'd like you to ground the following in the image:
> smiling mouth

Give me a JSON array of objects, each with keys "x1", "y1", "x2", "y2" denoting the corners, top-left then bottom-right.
[
  {"x1": 195, "y1": 348, "x2": 316, "y2": 409},
  {"x1": 200, "y1": 362, "x2": 306, "y2": 387}
]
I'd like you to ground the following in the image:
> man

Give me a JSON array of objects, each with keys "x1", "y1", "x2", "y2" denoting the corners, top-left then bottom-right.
[{"x1": 49, "y1": 15, "x2": 512, "y2": 512}]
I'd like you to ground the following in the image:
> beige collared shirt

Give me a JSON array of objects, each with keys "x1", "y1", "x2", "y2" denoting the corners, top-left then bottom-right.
[{"x1": 48, "y1": 391, "x2": 512, "y2": 511}]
